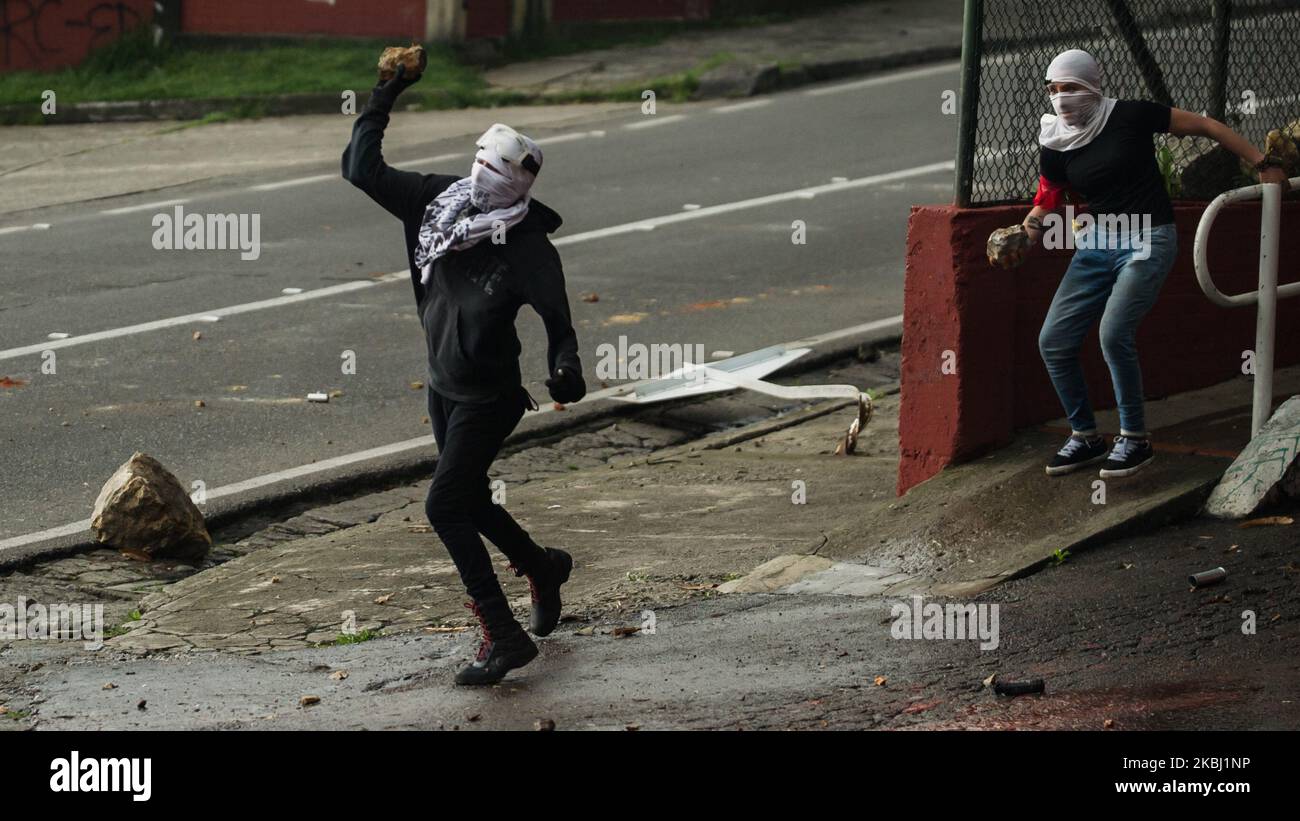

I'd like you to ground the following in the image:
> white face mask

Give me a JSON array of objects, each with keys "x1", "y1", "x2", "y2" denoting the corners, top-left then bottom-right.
[
  {"x1": 1050, "y1": 90, "x2": 1100, "y2": 126},
  {"x1": 468, "y1": 150, "x2": 528, "y2": 211},
  {"x1": 467, "y1": 124, "x2": 541, "y2": 211}
]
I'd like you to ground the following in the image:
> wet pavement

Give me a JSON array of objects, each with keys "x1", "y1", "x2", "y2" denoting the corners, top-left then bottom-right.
[{"x1": 2, "y1": 353, "x2": 1297, "y2": 730}]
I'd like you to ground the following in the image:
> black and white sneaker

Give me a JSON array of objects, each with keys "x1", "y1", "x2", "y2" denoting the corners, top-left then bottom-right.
[
  {"x1": 1046, "y1": 434, "x2": 1108, "y2": 475},
  {"x1": 1098, "y1": 436, "x2": 1154, "y2": 478}
]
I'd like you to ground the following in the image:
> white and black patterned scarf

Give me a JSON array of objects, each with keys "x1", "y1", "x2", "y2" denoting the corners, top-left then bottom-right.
[{"x1": 414, "y1": 177, "x2": 530, "y2": 285}]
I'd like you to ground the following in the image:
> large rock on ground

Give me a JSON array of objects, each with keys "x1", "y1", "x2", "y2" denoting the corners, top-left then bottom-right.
[
  {"x1": 1205, "y1": 397, "x2": 1300, "y2": 519},
  {"x1": 90, "y1": 452, "x2": 211, "y2": 561}
]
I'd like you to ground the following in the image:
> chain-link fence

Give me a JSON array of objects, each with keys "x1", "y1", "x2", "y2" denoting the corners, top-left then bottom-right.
[{"x1": 955, "y1": 0, "x2": 1300, "y2": 206}]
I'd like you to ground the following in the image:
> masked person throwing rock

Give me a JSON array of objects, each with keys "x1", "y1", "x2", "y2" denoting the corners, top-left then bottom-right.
[{"x1": 342, "y1": 64, "x2": 586, "y2": 685}]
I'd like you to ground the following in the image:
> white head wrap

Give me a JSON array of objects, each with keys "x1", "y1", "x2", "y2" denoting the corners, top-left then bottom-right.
[
  {"x1": 414, "y1": 124, "x2": 543, "y2": 284},
  {"x1": 1038, "y1": 49, "x2": 1118, "y2": 152}
]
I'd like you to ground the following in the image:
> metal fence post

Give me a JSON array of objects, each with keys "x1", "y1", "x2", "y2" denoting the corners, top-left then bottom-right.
[
  {"x1": 1208, "y1": 0, "x2": 1233, "y2": 121},
  {"x1": 954, "y1": 0, "x2": 984, "y2": 208},
  {"x1": 1102, "y1": 0, "x2": 1174, "y2": 106}
]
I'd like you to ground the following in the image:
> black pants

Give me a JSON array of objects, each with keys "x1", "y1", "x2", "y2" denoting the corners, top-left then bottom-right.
[{"x1": 425, "y1": 386, "x2": 547, "y2": 604}]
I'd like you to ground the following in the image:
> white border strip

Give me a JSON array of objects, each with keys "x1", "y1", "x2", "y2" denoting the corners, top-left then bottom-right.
[
  {"x1": 100, "y1": 198, "x2": 189, "y2": 216},
  {"x1": 625, "y1": 114, "x2": 687, "y2": 130},
  {"x1": 804, "y1": 61, "x2": 960, "y2": 96},
  {"x1": 250, "y1": 174, "x2": 337, "y2": 192},
  {"x1": 713, "y1": 99, "x2": 774, "y2": 114}
]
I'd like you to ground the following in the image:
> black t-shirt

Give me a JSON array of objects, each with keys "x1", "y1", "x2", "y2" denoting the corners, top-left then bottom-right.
[{"x1": 1040, "y1": 99, "x2": 1173, "y2": 226}]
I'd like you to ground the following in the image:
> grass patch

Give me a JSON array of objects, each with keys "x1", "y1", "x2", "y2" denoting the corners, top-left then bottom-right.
[
  {"x1": 327, "y1": 629, "x2": 381, "y2": 646},
  {"x1": 0, "y1": 30, "x2": 485, "y2": 108}
]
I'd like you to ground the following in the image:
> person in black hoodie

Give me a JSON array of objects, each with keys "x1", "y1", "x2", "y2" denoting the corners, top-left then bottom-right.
[{"x1": 342, "y1": 65, "x2": 586, "y2": 685}]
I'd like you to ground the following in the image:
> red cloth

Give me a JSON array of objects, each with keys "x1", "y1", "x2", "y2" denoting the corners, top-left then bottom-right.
[{"x1": 1032, "y1": 175, "x2": 1071, "y2": 210}]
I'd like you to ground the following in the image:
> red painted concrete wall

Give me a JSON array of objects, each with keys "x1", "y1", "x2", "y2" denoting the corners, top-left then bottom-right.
[
  {"x1": 0, "y1": 0, "x2": 154, "y2": 71},
  {"x1": 898, "y1": 201, "x2": 1300, "y2": 495},
  {"x1": 181, "y1": 0, "x2": 425, "y2": 40},
  {"x1": 465, "y1": 0, "x2": 511, "y2": 39},
  {"x1": 0, "y1": 0, "x2": 724, "y2": 72}
]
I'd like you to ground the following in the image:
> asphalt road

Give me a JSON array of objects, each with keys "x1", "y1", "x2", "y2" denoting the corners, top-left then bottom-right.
[{"x1": 0, "y1": 61, "x2": 960, "y2": 545}]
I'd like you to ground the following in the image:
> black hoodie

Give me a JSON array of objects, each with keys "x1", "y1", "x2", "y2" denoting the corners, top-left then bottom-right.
[{"x1": 342, "y1": 101, "x2": 582, "y2": 403}]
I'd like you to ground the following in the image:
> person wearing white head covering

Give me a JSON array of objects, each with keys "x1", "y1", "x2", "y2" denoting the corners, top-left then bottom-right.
[
  {"x1": 343, "y1": 64, "x2": 585, "y2": 686},
  {"x1": 413, "y1": 123, "x2": 543, "y2": 285},
  {"x1": 1037, "y1": 49, "x2": 1117, "y2": 152},
  {"x1": 996, "y1": 49, "x2": 1290, "y2": 480}
]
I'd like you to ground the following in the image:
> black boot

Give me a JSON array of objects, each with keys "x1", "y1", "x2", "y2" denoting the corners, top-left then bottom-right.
[
  {"x1": 454, "y1": 599, "x2": 538, "y2": 686},
  {"x1": 510, "y1": 548, "x2": 573, "y2": 637}
]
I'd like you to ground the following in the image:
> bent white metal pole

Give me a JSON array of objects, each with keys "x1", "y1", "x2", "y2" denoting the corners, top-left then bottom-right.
[
  {"x1": 1253, "y1": 182, "x2": 1282, "y2": 436},
  {"x1": 1193, "y1": 177, "x2": 1300, "y2": 438},
  {"x1": 1194, "y1": 177, "x2": 1300, "y2": 308}
]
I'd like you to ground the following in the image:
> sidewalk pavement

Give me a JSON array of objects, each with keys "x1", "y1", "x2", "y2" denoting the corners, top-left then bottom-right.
[
  {"x1": 484, "y1": 0, "x2": 961, "y2": 98},
  {"x1": 0, "y1": 102, "x2": 627, "y2": 216}
]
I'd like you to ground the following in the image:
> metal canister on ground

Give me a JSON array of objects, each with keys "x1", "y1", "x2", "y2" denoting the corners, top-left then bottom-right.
[
  {"x1": 1188, "y1": 567, "x2": 1227, "y2": 588},
  {"x1": 993, "y1": 678, "x2": 1045, "y2": 696}
]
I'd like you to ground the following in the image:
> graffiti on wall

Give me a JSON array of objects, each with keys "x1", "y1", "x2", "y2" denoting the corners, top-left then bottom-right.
[{"x1": 0, "y1": 0, "x2": 149, "y2": 71}]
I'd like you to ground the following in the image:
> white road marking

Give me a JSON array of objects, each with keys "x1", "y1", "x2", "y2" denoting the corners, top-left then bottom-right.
[
  {"x1": 0, "y1": 223, "x2": 51, "y2": 235},
  {"x1": 804, "y1": 61, "x2": 960, "y2": 96},
  {"x1": 0, "y1": 272, "x2": 408, "y2": 362},
  {"x1": 249, "y1": 174, "x2": 337, "y2": 192},
  {"x1": 535, "y1": 130, "x2": 607, "y2": 146},
  {"x1": 1, "y1": 520, "x2": 92, "y2": 552},
  {"x1": 713, "y1": 99, "x2": 773, "y2": 113},
  {"x1": 0, "y1": 315, "x2": 903, "y2": 555},
  {"x1": 553, "y1": 160, "x2": 953, "y2": 246},
  {"x1": 0, "y1": 161, "x2": 947, "y2": 361},
  {"x1": 624, "y1": 114, "x2": 687, "y2": 130},
  {"x1": 100, "y1": 198, "x2": 189, "y2": 216},
  {"x1": 393, "y1": 152, "x2": 464, "y2": 169}
]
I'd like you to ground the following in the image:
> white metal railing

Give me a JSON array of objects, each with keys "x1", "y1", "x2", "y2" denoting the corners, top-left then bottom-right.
[{"x1": 1194, "y1": 178, "x2": 1300, "y2": 436}]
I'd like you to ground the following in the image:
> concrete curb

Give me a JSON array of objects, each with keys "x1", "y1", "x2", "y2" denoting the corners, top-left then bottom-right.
[
  {"x1": 0, "y1": 46, "x2": 960, "y2": 126},
  {"x1": 692, "y1": 45, "x2": 961, "y2": 99},
  {"x1": 941, "y1": 474, "x2": 1223, "y2": 598},
  {"x1": 0, "y1": 92, "x2": 384, "y2": 126},
  {"x1": 713, "y1": 454, "x2": 1222, "y2": 602},
  {"x1": 0, "y1": 327, "x2": 901, "y2": 571}
]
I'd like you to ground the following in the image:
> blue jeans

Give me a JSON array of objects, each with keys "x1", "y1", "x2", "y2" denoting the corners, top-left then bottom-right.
[{"x1": 1038, "y1": 221, "x2": 1178, "y2": 436}]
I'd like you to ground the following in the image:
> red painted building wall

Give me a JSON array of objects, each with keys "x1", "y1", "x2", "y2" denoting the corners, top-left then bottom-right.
[
  {"x1": 180, "y1": 0, "x2": 426, "y2": 40},
  {"x1": 897, "y1": 201, "x2": 1300, "y2": 495},
  {"x1": 0, "y1": 0, "x2": 727, "y2": 72},
  {"x1": 0, "y1": 0, "x2": 154, "y2": 71},
  {"x1": 552, "y1": 0, "x2": 712, "y2": 22},
  {"x1": 465, "y1": 0, "x2": 512, "y2": 39}
]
